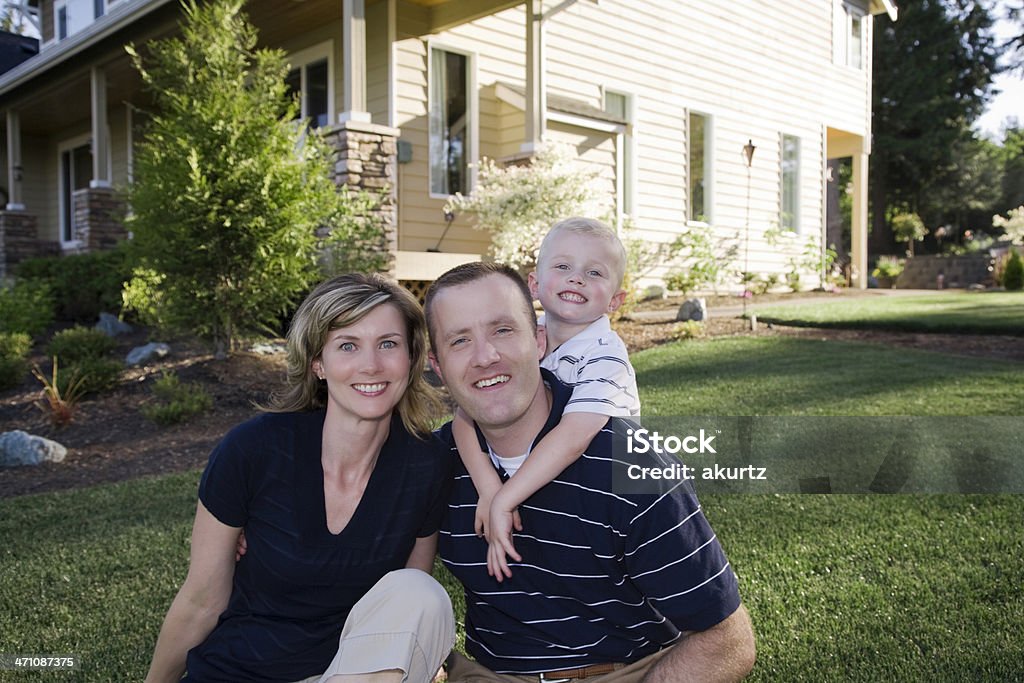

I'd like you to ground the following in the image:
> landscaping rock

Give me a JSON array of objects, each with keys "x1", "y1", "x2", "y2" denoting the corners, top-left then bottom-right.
[
  {"x1": 0, "y1": 430, "x2": 67, "y2": 467},
  {"x1": 675, "y1": 297, "x2": 708, "y2": 322},
  {"x1": 250, "y1": 342, "x2": 286, "y2": 356},
  {"x1": 95, "y1": 312, "x2": 133, "y2": 337},
  {"x1": 126, "y1": 342, "x2": 170, "y2": 367}
]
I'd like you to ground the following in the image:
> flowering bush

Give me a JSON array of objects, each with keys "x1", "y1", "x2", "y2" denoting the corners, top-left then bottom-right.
[
  {"x1": 992, "y1": 206, "x2": 1024, "y2": 246},
  {"x1": 445, "y1": 143, "x2": 610, "y2": 273}
]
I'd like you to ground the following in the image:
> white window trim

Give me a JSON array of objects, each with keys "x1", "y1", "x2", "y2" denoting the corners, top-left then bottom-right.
[
  {"x1": 52, "y1": 0, "x2": 112, "y2": 42},
  {"x1": 286, "y1": 40, "x2": 335, "y2": 127},
  {"x1": 602, "y1": 87, "x2": 637, "y2": 224},
  {"x1": 837, "y1": 2, "x2": 866, "y2": 70},
  {"x1": 686, "y1": 109, "x2": 713, "y2": 226},
  {"x1": 780, "y1": 133, "x2": 801, "y2": 234},
  {"x1": 57, "y1": 131, "x2": 111, "y2": 249},
  {"x1": 427, "y1": 40, "x2": 478, "y2": 200}
]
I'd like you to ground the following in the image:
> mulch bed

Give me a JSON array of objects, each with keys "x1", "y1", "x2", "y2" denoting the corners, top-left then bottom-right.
[{"x1": 2, "y1": 296, "x2": 1021, "y2": 500}]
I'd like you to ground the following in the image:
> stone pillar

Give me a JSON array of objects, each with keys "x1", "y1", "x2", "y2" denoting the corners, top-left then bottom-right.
[
  {"x1": 322, "y1": 120, "x2": 399, "y2": 273},
  {"x1": 0, "y1": 210, "x2": 57, "y2": 279},
  {"x1": 72, "y1": 186, "x2": 127, "y2": 252}
]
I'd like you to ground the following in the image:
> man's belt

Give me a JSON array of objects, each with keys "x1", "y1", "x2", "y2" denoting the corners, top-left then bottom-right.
[{"x1": 536, "y1": 662, "x2": 623, "y2": 681}]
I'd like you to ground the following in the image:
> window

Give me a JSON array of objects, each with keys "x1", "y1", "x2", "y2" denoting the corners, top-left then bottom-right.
[
  {"x1": 604, "y1": 90, "x2": 634, "y2": 216},
  {"x1": 836, "y1": 3, "x2": 865, "y2": 69},
  {"x1": 688, "y1": 112, "x2": 711, "y2": 222},
  {"x1": 848, "y1": 12, "x2": 863, "y2": 68},
  {"x1": 57, "y1": 5, "x2": 67, "y2": 39},
  {"x1": 54, "y1": 0, "x2": 104, "y2": 41},
  {"x1": 59, "y1": 140, "x2": 92, "y2": 244},
  {"x1": 429, "y1": 47, "x2": 472, "y2": 196},
  {"x1": 285, "y1": 43, "x2": 333, "y2": 129},
  {"x1": 781, "y1": 134, "x2": 800, "y2": 232}
]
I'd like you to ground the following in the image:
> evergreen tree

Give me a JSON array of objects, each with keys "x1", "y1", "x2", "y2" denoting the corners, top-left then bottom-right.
[
  {"x1": 126, "y1": 0, "x2": 370, "y2": 354},
  {"x1": 871, "y1": 0, "x2": 1000, "y2": 254}
]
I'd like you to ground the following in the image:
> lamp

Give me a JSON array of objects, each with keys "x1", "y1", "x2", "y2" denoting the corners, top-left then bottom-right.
[
  {"x1": 742, "y1": 140, "x2": 755, "y2": 325},
  {"x1": 428, "y1": 207, "x2": 457, "y2": 252}
]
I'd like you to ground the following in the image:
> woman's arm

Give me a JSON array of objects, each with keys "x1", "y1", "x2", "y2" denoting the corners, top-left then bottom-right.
[
  {"x1": 145, "y1": 502, "x2": 240, "y2": 683},
  {"x1": 405, "y1": 532, "x2": 439, "y2": 574}
]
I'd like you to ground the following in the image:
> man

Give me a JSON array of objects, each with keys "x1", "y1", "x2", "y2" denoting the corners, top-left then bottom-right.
[{"x1": 424, "y1": 262, "x2": 755, "y2": 682}]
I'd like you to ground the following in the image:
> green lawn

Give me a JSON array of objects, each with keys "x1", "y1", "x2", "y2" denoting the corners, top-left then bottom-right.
[
  {"x1": 754, "y1": 291, "x2": 1024, "y2": 335},
  {"x1": 1, "y1": 336, "x2": 1022, "y2": 680}
]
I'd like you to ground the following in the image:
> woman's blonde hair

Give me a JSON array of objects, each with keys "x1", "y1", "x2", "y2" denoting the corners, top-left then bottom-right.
[{"x1": 266, "y1": 273, "x2": 441, "y2": 438}]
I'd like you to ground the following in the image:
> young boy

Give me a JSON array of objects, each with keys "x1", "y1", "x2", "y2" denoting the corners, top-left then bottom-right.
[{"x1": 452, "y1": 217, "x2": 640, "y2": 580}]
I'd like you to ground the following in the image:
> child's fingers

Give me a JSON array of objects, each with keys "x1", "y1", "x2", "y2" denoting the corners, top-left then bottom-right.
[
  {"x1": 488, "y1": 543, "x2": 508, "y2": 583},
  {"x1": 512, "y1": 509, "x2": 523, "y2": 531},
  {"x1": 497, "y1": 532, "x2": 522, "y2": 563}
]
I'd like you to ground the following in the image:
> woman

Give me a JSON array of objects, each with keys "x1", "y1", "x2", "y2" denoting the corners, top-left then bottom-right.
[{"x1": 146, "y1": 274, "x2": 455, "y2": 683}]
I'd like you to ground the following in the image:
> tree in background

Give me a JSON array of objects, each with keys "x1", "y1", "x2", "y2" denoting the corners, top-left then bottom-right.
[
  {"x1": 871, "y1": 0, "x2": 1000, "y2": 255},
  {"x1": 125, "y1": 0, "x2": 379, "y2": 355}
]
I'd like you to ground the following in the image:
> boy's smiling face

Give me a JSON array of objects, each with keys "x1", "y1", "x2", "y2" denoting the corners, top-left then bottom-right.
[{"x1": 528, "y1": 230, "x2": 626, "y2": 328}]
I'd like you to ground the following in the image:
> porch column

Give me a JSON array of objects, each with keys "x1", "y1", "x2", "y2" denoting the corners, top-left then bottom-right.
[
  {"x1": 90, "y1": 66, "x2": 111, "y2": 188},
  {"x1": 521, "y1": 0, "x2": 545, "y2": 153},
  {"x1": 340, "y1": 0, "x2": 371, "y2": 123},
  {"x1": 5, "y1": 109, "x2": 24, "y2": 210},
  {"x1": 851, "y1": 150, "x2": 869, "y2": 289}
]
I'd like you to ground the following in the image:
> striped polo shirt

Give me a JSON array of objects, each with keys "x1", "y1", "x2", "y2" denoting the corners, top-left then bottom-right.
[
  {"x1": 540, "y1": 315, "x2": 640, "y2": 417},
  {"x1": 437, "y1": 370, "x2": 740, "y2": 673}
]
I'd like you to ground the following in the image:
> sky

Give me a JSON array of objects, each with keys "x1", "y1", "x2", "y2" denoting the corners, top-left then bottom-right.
[{"x1": 975, "y1": 2, "x2": 1023, "y2": 140}]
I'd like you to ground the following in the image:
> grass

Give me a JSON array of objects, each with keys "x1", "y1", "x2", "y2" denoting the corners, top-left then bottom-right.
[
  {"x1": 754, "y1": 291, "x2": 1024, "y2": 335},
  {"x1": 2, "y1": 337, "x2": 1022, "y2": 680}
]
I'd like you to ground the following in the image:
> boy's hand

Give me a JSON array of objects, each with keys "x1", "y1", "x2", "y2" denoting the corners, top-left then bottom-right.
[
  {"x1": 486, "y1": 508, "x2": 523, "y2": 581},
  {"x1": 473, "y1": 478, "x2": 502, "y2": 537}
]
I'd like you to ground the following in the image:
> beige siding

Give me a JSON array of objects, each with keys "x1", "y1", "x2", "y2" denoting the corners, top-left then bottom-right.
[{"x1": 366, "y1": 0, "x2": 390, "y2": 124}]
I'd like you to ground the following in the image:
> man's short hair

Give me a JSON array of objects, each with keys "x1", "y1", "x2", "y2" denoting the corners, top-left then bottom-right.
[
  {"x1": 538, "y1": 217, "x2": 628, "y2": 288},
  {"x1": 424, "y1": 262, "x2": 537, "y2": 353}
]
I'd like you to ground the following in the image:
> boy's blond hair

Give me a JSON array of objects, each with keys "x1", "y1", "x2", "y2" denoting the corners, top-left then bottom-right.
[{"x1": 537, "y1": 217, "x2": 628, "y2": 288}]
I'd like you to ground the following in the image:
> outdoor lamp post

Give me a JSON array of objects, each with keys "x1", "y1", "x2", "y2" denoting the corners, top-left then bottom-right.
[{"x1": 742, "y1": 139, "x2": 756, "y2": 325}]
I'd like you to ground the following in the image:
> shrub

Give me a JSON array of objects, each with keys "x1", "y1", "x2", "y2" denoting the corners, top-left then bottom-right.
[
  {"x1": 47, "y1": 326, "x2": 116, "y2": 364},
  {"x1": 445, "y1": 143, "x2": 609, "y2": 274},
  {"x1": 872, "y1": 256, "x2": 905, "y2": 279},
  {"x1": 65, "y1": 357, "x2": 123, "y2": 395},
  {"x1": 15, "y1": 246, "x2": 132, "y2": 322},
  {"x1": 0, "y1": 279, "x2": 55, "y2": 336},
  {"x1": 672, "y1": 320, "x2": 705, "y2": 341},
  {"x1": 126, "y1": 0, "x2": 354, "y2": 354},
  {"x1": 142, "y1": 372, "x2": 213, "y2": 425},
  {"x1": 0, "y1": 332, "x2": 32, "y2": 391},
  {"x1": 1004, "y1": 249, "x2": 1024, "y2": 291}
]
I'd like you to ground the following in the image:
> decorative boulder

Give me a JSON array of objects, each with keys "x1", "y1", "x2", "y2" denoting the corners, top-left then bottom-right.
[
  {"x1": 95, "y1": 312, "x2": 133, "y2": 337},
  {"x1": 0, "y1": 430, "x2": 67, "y2": 467},
  {"x1": 640, "y1": 285, "x2": 666, "y2": 302},
  {"x1": 126, "y1": 342, "x2": 170, "y2": 367},
  {"x1": 675, "y1": 297, "x2": 708, "y2": 322}
]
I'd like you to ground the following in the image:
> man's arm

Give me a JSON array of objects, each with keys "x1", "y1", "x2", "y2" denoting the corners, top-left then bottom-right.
[{"x1": 641, "y1": 605, "x2": 755, "y2": 683}]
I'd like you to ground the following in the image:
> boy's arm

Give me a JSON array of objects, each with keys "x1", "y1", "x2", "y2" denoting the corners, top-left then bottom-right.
[
  {"x1": 487, "y1": 411, "x2": 609, "y2": 580},
  {"x1": 452, "y1": 406, "x2": 504, "y2": 537}
]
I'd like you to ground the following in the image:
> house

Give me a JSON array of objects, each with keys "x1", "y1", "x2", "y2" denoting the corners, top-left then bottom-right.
[{"x1": 0, "y1": 0, "x2": 897, "y2": 290}]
